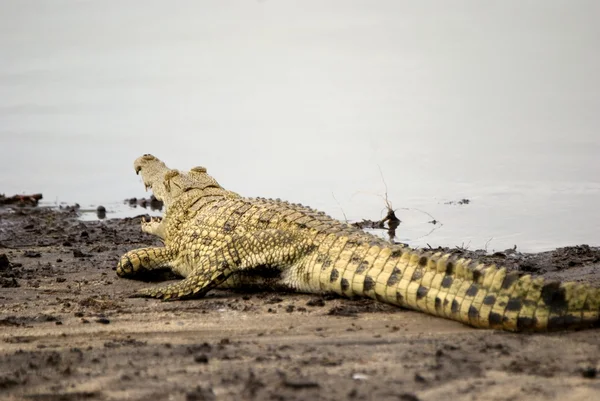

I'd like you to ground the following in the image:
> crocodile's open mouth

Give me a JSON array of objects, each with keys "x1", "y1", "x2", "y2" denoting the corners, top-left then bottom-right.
[
  {"x1": 133, "y1": 154, "x2": 170, "y2": 205},
  {"x1": 135, "y1": 166, "x2": 155, "y2": 194}
]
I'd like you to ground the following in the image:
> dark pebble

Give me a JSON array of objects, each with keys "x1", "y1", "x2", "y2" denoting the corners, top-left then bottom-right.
[
  {"x1": 414, "y1": 373, "x2": 426, "y2": 383},
  {"x1": 73, "y1": 249, "x2": 91, "y2": 258},
  {"x1": 399, "y1": 393, "x2": 421, "y2": 401},
  {"x1": 0, "y1": 277, "x2": 19, "y2": 288},
  {"x1": 96, "y1": 206, "x2": 106, "y2": 219},
  {"x1": 582, "y1": 367, "x2": 597, "y2": 379},
  {"x1": 282, "y1": 379, "x2": 319, "y2": 389},
  {"x1": 306, "y1": 298, "x2": 325, "y2": 307},
  {"x1": 0, "y1": 254, "x2": 9, "y2": 269}
]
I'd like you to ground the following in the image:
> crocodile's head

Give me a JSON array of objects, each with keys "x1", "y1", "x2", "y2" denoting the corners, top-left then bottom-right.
[{"x1": 133, "y1": 154, "x2": 230, "y2": 212}]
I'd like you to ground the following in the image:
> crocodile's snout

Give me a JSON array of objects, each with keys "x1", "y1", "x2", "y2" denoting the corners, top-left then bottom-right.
[
  {"x1": 132, "y1": 154, "x2": 174, "y2": 204},
  {"x1": 134, "y1": 154, "x2": 161, "y2": 176}
]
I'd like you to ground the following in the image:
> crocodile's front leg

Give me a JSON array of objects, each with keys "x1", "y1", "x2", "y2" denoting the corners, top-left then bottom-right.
[
  {"x1": 116, "y1": 246, "x2": 176, "y2": 278},
  {"x1": 141, "y1": 216, "x2": 167, "y2": 239},
  {"x1": 133, "y1": 229, "x2": 314, "y2": 300}
]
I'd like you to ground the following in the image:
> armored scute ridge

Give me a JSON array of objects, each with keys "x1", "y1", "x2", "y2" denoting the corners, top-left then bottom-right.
[{"x1": 116, "y1": 154, "x2": 600, "y2": 331}]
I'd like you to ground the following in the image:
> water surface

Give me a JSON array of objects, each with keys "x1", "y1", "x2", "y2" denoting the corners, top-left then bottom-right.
[{"x1": 1, "y1": 1, "x2": 599, "y2": 252}]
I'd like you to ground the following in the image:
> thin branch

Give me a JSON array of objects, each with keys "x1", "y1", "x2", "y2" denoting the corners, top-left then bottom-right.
[
  {"x1": 377, "y1": 164, "x2": 393, "y2": 211},
  {"x1": 484, "y1": 237, "x2": 494, "y2": 253},
  {"x1": 398, "y1": 207, "x2": 441, "y2": 225},
  {"x1": 331, "y1": 192, "x2": 349, "y2": 224}
]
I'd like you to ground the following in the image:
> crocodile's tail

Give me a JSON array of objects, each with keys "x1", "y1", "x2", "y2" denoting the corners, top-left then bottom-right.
[
  {"x1": 395, "y1": 251, "x2": 600, "y2": 331},
  {"x1": 320, "y1": 247, "x2": 600, "y2": 331}
]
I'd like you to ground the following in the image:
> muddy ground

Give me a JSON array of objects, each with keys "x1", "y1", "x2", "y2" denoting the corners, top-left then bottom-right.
[{"x1": 1, "y1": 206, "x2": 599, "y2": 401}]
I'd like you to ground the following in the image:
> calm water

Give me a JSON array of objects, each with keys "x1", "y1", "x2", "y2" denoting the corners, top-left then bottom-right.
[{"x1": 1, "y1": 1, "x2": 599, "y2": 252}]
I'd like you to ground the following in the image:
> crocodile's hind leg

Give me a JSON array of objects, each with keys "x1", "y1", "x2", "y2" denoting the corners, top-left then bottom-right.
[
  {"x1": 133, "y1": 229, "x2": 314, "y2": 300},
  {"x1": 116, "y1": 247, "x2": 176, "y2": 278}
]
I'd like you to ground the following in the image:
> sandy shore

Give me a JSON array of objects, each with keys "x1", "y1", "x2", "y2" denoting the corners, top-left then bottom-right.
[{"x1": 1, "y1": 206, "x2": 599, "y2": 400}]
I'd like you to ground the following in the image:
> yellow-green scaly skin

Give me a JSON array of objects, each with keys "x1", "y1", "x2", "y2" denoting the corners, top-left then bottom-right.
[{"x1": 116, "y1": 154, "x2": 600, "y2": 331}]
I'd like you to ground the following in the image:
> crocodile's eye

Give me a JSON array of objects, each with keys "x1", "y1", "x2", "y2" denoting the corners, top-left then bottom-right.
[{"x1": 191, "y1": 166, "x2": 207, "y2": 173}]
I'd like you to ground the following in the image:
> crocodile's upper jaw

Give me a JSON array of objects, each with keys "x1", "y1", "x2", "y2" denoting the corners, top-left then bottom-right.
[{"x1": 134, "y1": 154, "x2": 174, "y2": 207}]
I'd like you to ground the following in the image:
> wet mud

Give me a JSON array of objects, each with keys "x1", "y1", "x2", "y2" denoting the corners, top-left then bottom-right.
[{"x1": 1, "y1": 206, "x2": 599, "y2": 400}]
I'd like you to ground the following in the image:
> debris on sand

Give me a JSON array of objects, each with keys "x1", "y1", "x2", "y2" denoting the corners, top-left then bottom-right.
[
  {"x1": 444, "y1": 198, "x2": 471, "y2": 206},
  {"x1": 352, "y1": 208, "x2": 401, "y2": 242},
  {"x1": 0, "y1": 253, "x2": 20, "y2": 288},
  {"x1": 124, "y1": 195, "x2": 163, "y2": 210},
  {"x1": 0, "y1": 193, "x2": 43, "y2": 207}
]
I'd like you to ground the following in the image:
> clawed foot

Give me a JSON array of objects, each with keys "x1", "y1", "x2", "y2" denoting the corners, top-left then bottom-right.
[
  {"x1": 129, "y1": 271, "x2": 229, "y2": 301},
  {"x1": 130, "y1": 286, "x2": 201, "y2": 301},
  {"x1": 130, "y1": 287, "x2": 181, "y2": 301},
  {"x1": 141, "y1": 215, "x2": 166, "y2": 239},
  {"x1": 142, "y1": 215, "x2": 162, "y2": 225}
]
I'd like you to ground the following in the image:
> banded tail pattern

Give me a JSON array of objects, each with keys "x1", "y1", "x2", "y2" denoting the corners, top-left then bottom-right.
[{"x1": 314, "y1": 241, "x2": 600, "y2": 331}]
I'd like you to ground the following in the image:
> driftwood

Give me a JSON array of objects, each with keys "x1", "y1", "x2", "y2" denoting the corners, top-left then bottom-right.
[
  {"x1": 352, "y1": 208, "x2": 401, "y2": 242},
  {"x1": 124, "y1": 195, "x2": 163, "y2": 211},
  {"x1": 0, "y1": 193, "x2": 43, "y2": 207}
]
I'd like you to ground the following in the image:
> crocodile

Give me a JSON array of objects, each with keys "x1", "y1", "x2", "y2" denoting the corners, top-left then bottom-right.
[{"x1": 116, "y1": 154, "x2": 600, "y2": 331}]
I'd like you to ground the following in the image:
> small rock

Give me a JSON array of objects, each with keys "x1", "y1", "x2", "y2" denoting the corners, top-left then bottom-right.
[
  {"x1": 282, "y1": 378, "x2": 319, "y2": 389},
  {"x1": 399, "y1": 393, "x2": 421, "y2": 401},
  {"x1": 0, "y1": 277, "x2": 19, "y2": 288},
  {"x1": 582, "y1": 367, "x2": 597, "y2": 379},
  {"x1": 266, "y1": 296, "x2": 283, "y2": 304},
  {"x1": 96, "y1": 205, "x2": 106, "y2": 219},
  {"x1": 73, "y1": 249, "x2": 91, "y2": 258},
  {"x1": 95, "y1": 317, "x2": 110, "y2": 324},
  {"x1": 414, "y1": 373, "x2": 426, "y2": 383},
  {"x1": 352, "y1": 373, "x2": 369, "y2": 381},
  {"x1": 24, "y1": 251, "x2": 41, "y2": 258},
  {"x1": 186, "y1": 386, "x2": 215, "y2": 401},
  {"x1": 0, "y1": 254, "x2": 9, "y2": 269},
  {"x1": 306, "y1": 298, "x2": 325, "y2": 307}
]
